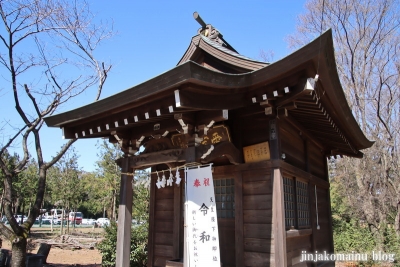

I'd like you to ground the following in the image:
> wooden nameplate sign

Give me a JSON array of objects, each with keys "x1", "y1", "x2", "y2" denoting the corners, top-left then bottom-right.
[{"x1": 243, "y1": 142, "x2": 271, "y2": 163}]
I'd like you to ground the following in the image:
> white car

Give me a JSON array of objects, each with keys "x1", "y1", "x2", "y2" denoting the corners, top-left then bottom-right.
[
  {"x1": 82, "y1": 218, "x2": 96, "y2": 225},
  {"x1": 96, "y1": 218, "x2": 110, "y2": 227},
  {"x1": 15, "y1": 215, "x2": 27, "y2": 224},
  {"x1": 52, "y1": 218, "x2": 62, "y2": 225}
]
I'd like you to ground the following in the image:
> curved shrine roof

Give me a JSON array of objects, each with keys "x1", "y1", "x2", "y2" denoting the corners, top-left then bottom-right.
[{"x1": 44, "y1": 29, "x2": 373, "y2": 158}]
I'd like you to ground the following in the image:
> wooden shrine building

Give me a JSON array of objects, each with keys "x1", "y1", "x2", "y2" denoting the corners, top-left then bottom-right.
[{"x1": 44, "y1": 13, "x2": 373, "y2": 267}]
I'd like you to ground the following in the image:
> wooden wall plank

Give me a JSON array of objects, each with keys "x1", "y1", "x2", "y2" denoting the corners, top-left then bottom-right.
[
  {"x1": 243, "y1": 209, "x2": 272, "y2": 224},
  {"x1": 243, "y1": 223, "x2": 273, "y2": 238},
  {"x1": 244, "y1": 238, "x2": 273, "y2": 253},
  {"x1": 154, "y1": 233, "x2": 174, "y2": 246},
  {"x1": 155, "y1": 199, "x2": 174, "y2": 211},
  {"x1": 287, "y1": 249, "x2": 311, "y2": 266},
  {"x1": 155, "y1": 186, "x2": 174, "y2": 199},
  {"x1": 154, "y1": 244, "x2": 174, "y2": 257},
  {"x1": 280, "y1": 119, "x2": 306, "y2": 171},
  {"x1": 218, "y1": 218, "x2": 236, "y2": 266},
  {"x1": 154, "y1": 210, "x2": 174, "y2": 220},
  {"x1": 243, "y1": 195, "x2": 272, "y2": 210},
  {"x1": 153, "y1": 256, "x2": 170, "y2": 267},
  {"x1": 242, "y1": 169, "x2": 271, "y2": 182},
  {"x1": 155, "y1": 220, "x2": 174, "y2": 233},
  {"x1": 243, "y1": 180, "x2": 272, "y2": 195},
  {"x1": 312, "y1": 186, "x2": 333, "y2": 256},
  {"x1": 244, "y1": 252, "x2": 273, "y2": 266},
  {"x1": 308, "y1": 142, "x2": 325, "y2": 178},
  {"x1": 286, "y1": 235, "x2": 311, "y2": 251}
]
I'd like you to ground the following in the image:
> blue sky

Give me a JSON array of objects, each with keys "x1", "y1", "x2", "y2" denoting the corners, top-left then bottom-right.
[{"x1": 1, "y1": 1, "x2": 308, "y2": 172}]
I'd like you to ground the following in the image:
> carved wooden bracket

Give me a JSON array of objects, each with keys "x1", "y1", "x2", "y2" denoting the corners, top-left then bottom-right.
[
  {"x1": 198, "y1": 141, "x2": 241, "y2": 165},
  {"x1": 127, "y1": 147, "x2": 195, "y2": 169},
  {"x1": 124, "y1": 141, "x2": 242, "y2": 169}
]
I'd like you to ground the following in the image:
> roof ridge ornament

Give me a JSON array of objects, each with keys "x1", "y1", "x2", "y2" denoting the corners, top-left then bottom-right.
[{"x1": 193, "y1": 11, "x2": 226, "y2": 47}]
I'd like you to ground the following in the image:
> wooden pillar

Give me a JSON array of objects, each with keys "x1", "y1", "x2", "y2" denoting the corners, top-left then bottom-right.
[
  {"x1": 272, "y1": 168, "x2": 287, "y2": 267},
  {"x1": 116, "y1": 157, "x2": 133, "y2": 267},
  {"x1": 269, "y1": 119, "x2": 287, "y2": 266},
  {"x1": 306, "y1": 140, "x2": 318, "y2": 267},
  {"x1": 147, "y1": 173, "x2": 156, "y2": 267},
  {"x1": 308, "y1": 182, "x2": 318, "y2": 267}
]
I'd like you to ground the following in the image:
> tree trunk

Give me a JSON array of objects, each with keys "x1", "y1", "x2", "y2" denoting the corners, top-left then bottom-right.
[
  {"x1": 21, "y1": 204, "x2": 25, "y2": 223},
  {"x1": 67, "y1": 218, "x2": 70, "y2": 234},
  {"x1": 27, "y1": 202, "x2": 31, "y2": 218},
  {"x1": 11, "y1": 237, "x2": 27, "y2": 267},
  {"x1": 60, "y1": 209, "x2": 64, "y2": 235},
  {"x1": 112, "y1": 190, "x2": 116, "y2": 220},
  {"x1": 0, "y1": 188, "x2": 4, "y2": 217}
]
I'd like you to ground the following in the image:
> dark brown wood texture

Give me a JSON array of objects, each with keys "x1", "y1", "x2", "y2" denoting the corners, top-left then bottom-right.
[
  {"x1": 238, "y1": 113, "x2": 269, "y2": 148},
  {"x1": 286, "y1": 235, "x2": 312, "y2": 267},
  {"x1": 313, "y1": 187, "x2": 333, "y2": 252},
  {"x1": 280, "y1": 119, "x2": 306, "y2": 170},
  {"x1": 146, "y1": 161, "x2": 333, "y2": 267},
  {"x1": 151, "y1": 177, "x2": 176, "y2": 267},
  {"x1": 281, "y1": 158, "x2": 332, "y2": 267},
  {"x1": 307, "y1": 142, "x2": 326, "y2": 179},
  {"x1": 242, "y1": 168, "x2": 274, "y2": 267}
]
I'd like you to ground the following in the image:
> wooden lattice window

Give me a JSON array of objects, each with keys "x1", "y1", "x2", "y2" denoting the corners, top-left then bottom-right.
[
  {"x1": 296, "y1": 180, "x2": 310, "y2": 228},
  {"x1": 214, "y1": 178, "x2": 235, "y2": 218},
  {"x1": 284, "y1": 177, "x2": 310, "y2": 229},
  {"x1": 283, "y1": 177, "x2": 296, "y2": 228}
]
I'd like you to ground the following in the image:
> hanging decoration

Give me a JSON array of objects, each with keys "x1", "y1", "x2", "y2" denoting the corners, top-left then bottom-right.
[
  {"x1": 175, "y1": 168, "x2": 182, "y2": 185},
  {"x1": 161, "y1": 171, "x2": 166, "y2": 188},
  {"x1": 167, "y1": 169, "x2": 174, "y2": 186},
  {"x1": 156, "y1": 171, "x2": 163, "y2": 189},
  {"x1": 152, "y1": 164, "x2": 201, "y2": 189}
]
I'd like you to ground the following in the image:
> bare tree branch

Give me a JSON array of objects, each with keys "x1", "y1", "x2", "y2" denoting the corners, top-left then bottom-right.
[
  {"x1": 0, "y1": 0, "x2": 114, "y2": 264},
  {"x1": 45, "y1": 139, "x2": 77, "y2": 169}
]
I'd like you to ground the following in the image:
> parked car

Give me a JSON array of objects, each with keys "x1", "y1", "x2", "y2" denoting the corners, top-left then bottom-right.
[
  {"x1": 69, "y1": 212, "x2": 83, "y2": 225},
  {"x1": 15, "y1": 215, "x2": 27, "y2": 224},
  {"x1": 52, "y1": 218, "x2": 61, "y2": 225},
  {"x1": 96, "y1": 218, "x2": 110, "y2": 227},
  {"x1": 82, "y1": 218, "x2": 96, "y2": 225},
  {"x1": 33, "y1": 218, "x2": 52, "y2": 225},
  {"x1": 50, "y1": 209, "x2": 65, "y2": 219},
  {"x1": 41, "y1": 218, "x2": 52, "y2": 225}
]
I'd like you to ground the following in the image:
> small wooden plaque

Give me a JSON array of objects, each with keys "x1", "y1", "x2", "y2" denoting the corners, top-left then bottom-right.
[{"x1": 243, "y1": 142, "x2": 271, "y2": 163}]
